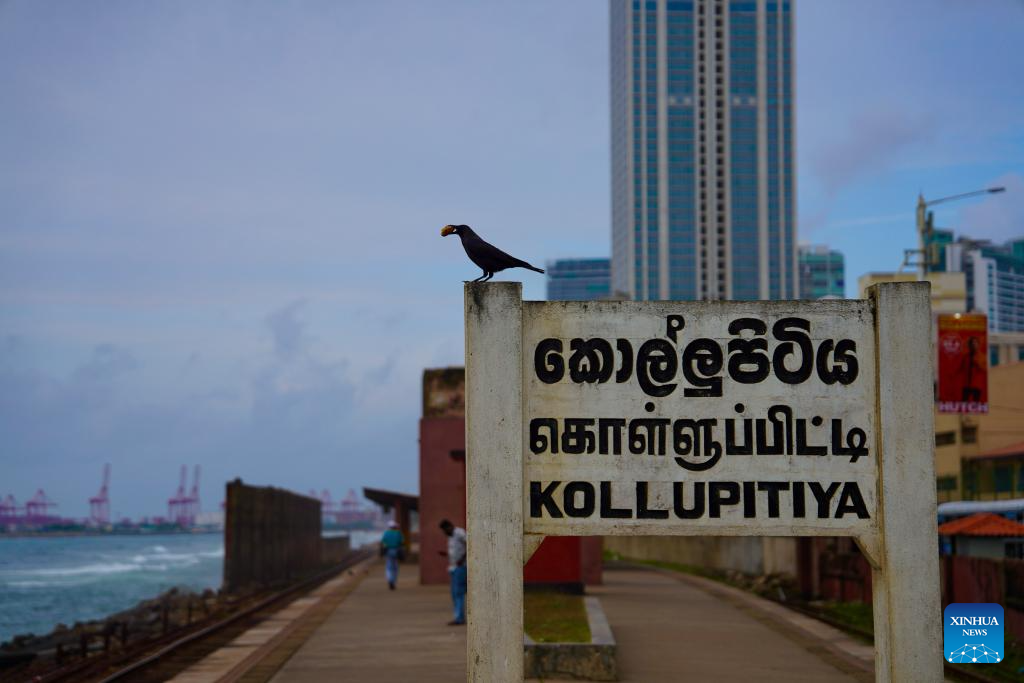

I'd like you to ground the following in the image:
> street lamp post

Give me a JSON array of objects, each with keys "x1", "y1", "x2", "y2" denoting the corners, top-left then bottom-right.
[{"x1": 915, "y1": 187, "x2": 1006, "y2": 278}]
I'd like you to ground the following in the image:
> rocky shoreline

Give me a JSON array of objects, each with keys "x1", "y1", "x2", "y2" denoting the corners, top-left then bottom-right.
[{"x1": 0, "y1": 584, "x2": 233, "y2": 678}]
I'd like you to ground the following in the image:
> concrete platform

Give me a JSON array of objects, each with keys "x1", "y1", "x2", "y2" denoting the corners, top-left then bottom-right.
[
  {"x1": 262, "y1": 562, "x2": 872, "y2": 682},
  {"x1": 592, "y1": 565, "x2": 869, "y2": 682},
  {"x1": 269, "y1": 563, "x2": 464, "y2": 683}
]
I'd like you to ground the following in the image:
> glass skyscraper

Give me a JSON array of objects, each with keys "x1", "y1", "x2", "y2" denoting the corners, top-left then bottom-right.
[
  {"x1": 547, "y1": 258, "x2": 612, "y2": 301},
  {"x1": 611, "y1": 0, "x2": 796, "y2": 301},
  {"x1": 798, "y1": 245, "x2": 845, "y2": 299}
]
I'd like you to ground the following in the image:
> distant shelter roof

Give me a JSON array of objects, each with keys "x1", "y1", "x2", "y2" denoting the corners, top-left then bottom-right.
[{"x1": 363, "y1": 487, "x2": 418, "y2": 512}]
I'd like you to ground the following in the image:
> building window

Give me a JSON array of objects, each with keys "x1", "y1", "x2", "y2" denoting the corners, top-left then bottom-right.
[
  {"x1": 936, "y1": 476, "x2": 958, "y2": 492},
  {"x1": 449, "y1": 449, "x2": 465, "y2": 462},
  {"x1": 962, "y1": 426, "x2": 978, "y2": 444},
  {"x1": 995, "y1": 466, "x2": 1014, "y2": 493},
  {"x1": 935, "y1": 431, "x2": 956, "y2": 447},
  {"x1": 963, "y1": 469, "x2": 977, "y2": 497}
]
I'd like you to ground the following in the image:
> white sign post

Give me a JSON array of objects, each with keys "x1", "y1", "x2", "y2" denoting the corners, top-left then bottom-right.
[{"x1": 465, "y1": 281, "x2": 941, "y2": 682}]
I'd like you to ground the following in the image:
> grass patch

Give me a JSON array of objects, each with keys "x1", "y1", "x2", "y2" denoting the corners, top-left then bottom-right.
[
  {"x1": 817, "y1": 602, "x2": 874, "y2": 638},
  {"x1": 524, "y1": 591, "x2": 591, "y2": 644}
]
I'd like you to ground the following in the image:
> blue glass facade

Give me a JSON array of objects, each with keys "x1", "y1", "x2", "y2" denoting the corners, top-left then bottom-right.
[
  {"x1": 798, "y1": 245, "x2": 845, "y2": 299},
  {"x1": 611, "y1": 0, "x2": 796, "y2": 301},
  {"x1": 546, "y1": 258, "x2": 613, "y2": 301}
]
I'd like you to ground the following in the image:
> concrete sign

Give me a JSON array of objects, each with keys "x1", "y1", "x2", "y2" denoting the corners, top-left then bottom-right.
[
  {"x1": 524, "y1": 301, "x2": 875, "y2": 538},
  {"x1": 464, "y1": 282, "x2": 941, "y2": 682}
]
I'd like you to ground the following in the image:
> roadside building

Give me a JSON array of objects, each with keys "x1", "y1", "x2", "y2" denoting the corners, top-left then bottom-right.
[
  {"x1": 959, "y1": 441, "x2": 1024, "y2": 503},
  {"x1": 937, "y1": 512, "x2": 1024, "y2": 559},
  {"x1": 857, "y1": 270, "x2": 967, "y2": 316},
  {"x1": 934, "y1": 361, "x2": 1024, "y2": 502},
  {"x1": 857, "y1": 273, "x2": 1024, "y2": 501},
  {"x1": 546, "y1": 258, "x2": 611, "y2": 301},
  {"x1": 798, "y1": 245, "x2": 844, "y2": 299}
]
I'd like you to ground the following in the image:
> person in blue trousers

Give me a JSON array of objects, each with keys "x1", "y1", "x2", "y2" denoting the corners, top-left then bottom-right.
[
  {"x1": 439, "y1": 519, "x2": 467, "y2": 625},
  {"x1": 380, "y1": 520, "x2": 404, "y2": 590}
]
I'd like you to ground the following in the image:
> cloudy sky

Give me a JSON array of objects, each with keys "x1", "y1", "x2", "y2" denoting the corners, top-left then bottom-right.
[{"x1": 2, "y1": 1, "x2": 1022, "y2": 518}]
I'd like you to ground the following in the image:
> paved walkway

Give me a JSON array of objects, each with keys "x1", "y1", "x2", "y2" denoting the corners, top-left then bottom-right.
[
  {"x1": 269, "y1": 563, "x2": 464, "y2": 683},
  {"x1": 264, "y1": 562, "x2": 871, "y2": 682},
  {"x1": 177, "y1": 560, "x2": 876, "y2": 681},
  {"x1": 592, "y1": 565, "x2": 870, "y2": 682}
]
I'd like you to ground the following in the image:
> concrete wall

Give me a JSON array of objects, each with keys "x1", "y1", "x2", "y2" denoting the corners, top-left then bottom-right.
[
  {"x1": 321, "y1": 535, "x2": 351, "y2": 566},
  {"x1": 604, "y1": 535, "x2": 797, "y2": 577},
  {"x1": 223, "y1": 479, "x2": 322, "y2": 593}
]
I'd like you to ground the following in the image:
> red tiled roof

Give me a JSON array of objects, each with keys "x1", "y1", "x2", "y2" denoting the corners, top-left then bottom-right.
[{"x1": 938, "y1": 512, "x2": 1024, "y2": 537}]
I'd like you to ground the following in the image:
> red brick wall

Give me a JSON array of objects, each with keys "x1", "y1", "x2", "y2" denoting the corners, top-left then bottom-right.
[{"x1": 418, "y1": 416, "x2": 466, "y2": 584}]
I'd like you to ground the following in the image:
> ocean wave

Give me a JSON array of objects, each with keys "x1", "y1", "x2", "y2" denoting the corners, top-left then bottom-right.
[
  {"x1": 7, "y1": 580, "x2": 51, "y2": 588},
  {"x1": 4, "y1": 549, "x2": 218, "y2": 582},
  {"x1": 134, "y1": 552, "x2": 202, "y2": 563},
  {"x1": 30, "y1": 562, "x2": 143, "y2": 577},
  {"x1": 150, "y1": 545, "x2": 169, "y2": 553}
]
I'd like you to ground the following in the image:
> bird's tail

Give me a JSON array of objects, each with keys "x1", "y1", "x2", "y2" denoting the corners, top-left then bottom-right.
[{"x1": 526, "y1": 264, "x2": 545, "y2": 274}]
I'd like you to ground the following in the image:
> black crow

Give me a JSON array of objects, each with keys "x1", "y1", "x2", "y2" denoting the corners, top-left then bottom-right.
[{"x1": 441, "y1": 224, "x2": 545, "y2": 282}]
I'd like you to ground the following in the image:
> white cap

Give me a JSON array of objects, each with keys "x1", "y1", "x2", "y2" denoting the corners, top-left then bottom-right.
[{"x1": 387, "y1": 520, "x2": 398, "y2": 528}]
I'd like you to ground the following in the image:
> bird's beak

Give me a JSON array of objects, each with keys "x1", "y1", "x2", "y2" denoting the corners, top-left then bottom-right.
[{"x1": 440, "y1": 225, "x2": 455, "y2": 237}]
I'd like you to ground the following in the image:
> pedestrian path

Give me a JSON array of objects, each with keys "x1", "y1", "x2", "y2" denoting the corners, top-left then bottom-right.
[
  {"x1": 269, "y1": 563, "x2": 464, "y2": 683},
  {"x1": 262, "y1": 562, "x2": 872, "y2": 682},
  {"x1": 593, "y1": 565, "x2": 870, "y2": 682}
]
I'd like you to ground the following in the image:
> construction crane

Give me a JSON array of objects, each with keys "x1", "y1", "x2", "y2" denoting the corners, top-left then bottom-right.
[
  {"x1": 24, "y1": 489, "x2": 57, "y2": 525},
  {"x1": 187, "y1": 465, "x2": 201, "y2": 522},
  {"x1": 89, "y1": 463, "x2": 111, "y2": 526},
  {"x1": 0, "y1": 494, "x2": 20, "y2": 525},
  {"x1": 168, "y1": 465, "x2": 188, "y2": 525}
]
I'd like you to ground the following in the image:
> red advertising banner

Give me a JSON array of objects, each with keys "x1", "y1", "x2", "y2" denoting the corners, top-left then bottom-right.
[{"x1": 937, "y1": 313, "x2": 988, "y2": 414}]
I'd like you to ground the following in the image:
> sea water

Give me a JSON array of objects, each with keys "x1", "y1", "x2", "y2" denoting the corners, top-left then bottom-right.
[
  {"x1": 0, "y1": 529, "x2": 380, "y2": 645},
  {"x1": 0, "y1": 534, "x2": 223, "y2": 645}
]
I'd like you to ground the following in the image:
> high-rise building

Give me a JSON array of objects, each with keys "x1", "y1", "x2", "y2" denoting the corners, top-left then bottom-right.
[
  {"x1": 797, "y1": 245, "x2": 844, "y2": 299},
  {"x1": 546, "y1": 258, "x2": 612, "y2": 301},
  {"x1": 610, "y1": 0, "x2": 796, "y2": 301},
  {"x1": 945, "y1": 237, "x2": 1024, "y2": 335}
]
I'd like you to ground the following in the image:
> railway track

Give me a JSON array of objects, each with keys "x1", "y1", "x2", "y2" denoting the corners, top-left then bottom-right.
[{"x1": 31, "y1": 548, "x2": 374, "y2": 683}]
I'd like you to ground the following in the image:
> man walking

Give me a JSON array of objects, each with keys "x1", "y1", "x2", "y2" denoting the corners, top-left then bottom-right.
[
  {"x1": 380, "y1": 520, "x2": 404, "y2": 590},
  {"x1": 439, "y1": 519, "x2": 467, "y2": 625}
]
